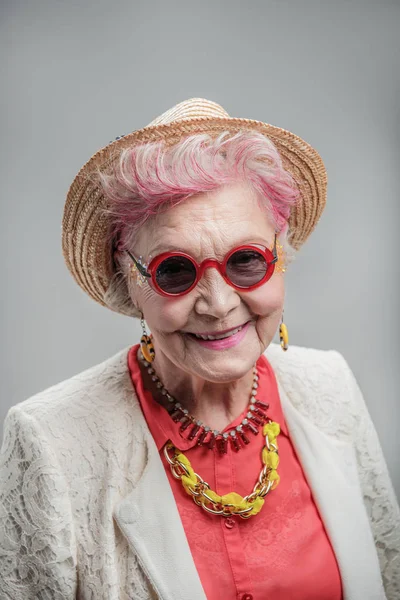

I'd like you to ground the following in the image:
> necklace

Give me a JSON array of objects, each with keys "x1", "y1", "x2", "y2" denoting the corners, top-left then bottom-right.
[
  {"x1": 138, "y1": 350, "x2": 271, "y2": 454},
  {"x1": 164, "y1": 420, "x2": 281, "y2": 518}
]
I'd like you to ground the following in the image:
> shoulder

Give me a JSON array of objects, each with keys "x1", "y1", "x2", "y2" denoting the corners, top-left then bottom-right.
[
  {"x1": 265, "y1": 340, "x2": 354, "y2": 376},
  {"x1": 265, "y1": 341, "x2": 350, "y2": 385},
  {"x1": 2, "y1": 347, "x2": 144, "y2": 462},
  {"x1": 265, "y1": 342, "x2": 360, "y2": 441},
  {"x1": 10, "y1": 346, "x2": 135, "y2": 417}
]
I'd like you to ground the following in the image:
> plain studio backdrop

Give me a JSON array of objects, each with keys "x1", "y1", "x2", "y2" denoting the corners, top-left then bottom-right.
[{"x1": 1, "y1": 0, "x2": 399, "y2": 500}]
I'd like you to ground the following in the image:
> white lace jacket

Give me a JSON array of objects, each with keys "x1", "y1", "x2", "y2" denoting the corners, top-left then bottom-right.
[{"x1": 0, "y1": 343, "x2": 399, "y2": 600}]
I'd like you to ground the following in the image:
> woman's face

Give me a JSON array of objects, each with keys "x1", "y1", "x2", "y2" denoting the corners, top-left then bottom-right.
[{"x1": 130, "y1": 182, "x2": 285, "y2": 383}]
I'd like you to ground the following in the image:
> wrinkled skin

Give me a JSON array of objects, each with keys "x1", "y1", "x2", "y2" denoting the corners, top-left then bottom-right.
[{"x1": 130, "y1": 182, "x2": 285, "y2": 430}]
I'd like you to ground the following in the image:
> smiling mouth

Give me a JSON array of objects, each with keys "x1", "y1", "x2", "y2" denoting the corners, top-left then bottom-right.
[{"x1": 185, "y1": 322, "x2": 248, "y2": 341}]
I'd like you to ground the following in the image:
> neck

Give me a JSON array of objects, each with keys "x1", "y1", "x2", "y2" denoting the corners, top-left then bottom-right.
[{"x1": 138, "y1": 348, "x2": 255, "y2": 432}]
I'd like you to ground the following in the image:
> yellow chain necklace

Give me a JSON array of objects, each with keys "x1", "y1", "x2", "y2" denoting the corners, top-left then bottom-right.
[{"x1": 164, "y1": 420, "x2": 281, "y2": 519}]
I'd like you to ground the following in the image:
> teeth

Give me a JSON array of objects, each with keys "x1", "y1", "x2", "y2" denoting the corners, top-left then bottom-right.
[{"x1": 193, "y1": 326, "x2": 243, "y2": 341}]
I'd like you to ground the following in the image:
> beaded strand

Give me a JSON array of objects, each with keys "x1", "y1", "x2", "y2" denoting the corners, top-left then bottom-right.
[{"x1": 138, "y1": 350, "x2": 270, "y2": 455}]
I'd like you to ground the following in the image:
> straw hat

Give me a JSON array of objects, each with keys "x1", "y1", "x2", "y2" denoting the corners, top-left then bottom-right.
[{"x1": 62, "y1": 98, "x2": 327, "y2": 315}]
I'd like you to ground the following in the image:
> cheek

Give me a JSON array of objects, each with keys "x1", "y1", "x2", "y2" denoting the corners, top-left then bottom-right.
[
  {"x1": 243, "y1": 276, "x2": 285, "y2": 317},
  {"x1": 136, "y1": 289, "x2": 193, "y2": 334},
  {"x1": 248, "y1": 277, "x2": 285, "y2": 346}
]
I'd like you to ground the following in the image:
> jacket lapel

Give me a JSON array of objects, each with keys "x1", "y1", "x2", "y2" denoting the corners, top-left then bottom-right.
[
  {"x1": 277, "y1": 380, "x2": 386, "y2": 600},
  {"x1": 113, "y1": 431, "x2": 207, "y2": 600}
]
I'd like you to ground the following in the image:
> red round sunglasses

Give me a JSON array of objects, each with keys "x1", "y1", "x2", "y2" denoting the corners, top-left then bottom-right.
[{"x1": 126, "y1": 234, "x2": 278, "y2": 297}]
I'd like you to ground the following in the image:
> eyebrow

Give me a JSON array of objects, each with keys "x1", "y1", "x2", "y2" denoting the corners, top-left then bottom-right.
[
  {"x1": 148, "y1": 237, "x2": 274, "y2": 257},
  {"x1": 149, "y1": 243, "x2": 190, "y2": 256}
]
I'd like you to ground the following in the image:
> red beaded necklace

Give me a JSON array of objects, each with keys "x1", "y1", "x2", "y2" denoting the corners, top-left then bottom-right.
[{"x1": 138, "y1": 350, "x2": 270, "y2": 455}]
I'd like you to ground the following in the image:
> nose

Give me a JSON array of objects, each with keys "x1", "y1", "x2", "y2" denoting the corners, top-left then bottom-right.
[{"x1": 194, "y1": 266, "x2": 241, "y2": 318}]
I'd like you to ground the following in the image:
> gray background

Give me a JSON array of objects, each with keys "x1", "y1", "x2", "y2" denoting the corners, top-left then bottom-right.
[{"x1": 1, "y1": 0, "x2": 399, "y2": 499}]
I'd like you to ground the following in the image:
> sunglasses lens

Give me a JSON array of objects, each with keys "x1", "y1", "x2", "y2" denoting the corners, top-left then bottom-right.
[
  {"x1": 226, "y1": 249, "x2": 268, "y2": 287},
  {"x1": 155, "y1": 256, "x2": 197, "y2": 294}
]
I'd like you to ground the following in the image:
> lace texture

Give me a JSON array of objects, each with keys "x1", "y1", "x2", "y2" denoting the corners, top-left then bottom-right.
[
  {"x1": 0, "y1": 351, "x2": 154, "y2": 599},
  {"x1": 0, "y1": 343, "x2": 399, "y2": 599}
]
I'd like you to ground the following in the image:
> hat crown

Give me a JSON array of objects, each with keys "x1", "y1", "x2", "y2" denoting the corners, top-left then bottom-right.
[{"x1": 147, "y1": 98, "x2": 230, "y2": 127}]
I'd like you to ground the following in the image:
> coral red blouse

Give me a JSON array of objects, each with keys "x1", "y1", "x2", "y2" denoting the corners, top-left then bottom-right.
[{"x1": 128, "y1": 345, "x2": 343, "y2": 600}]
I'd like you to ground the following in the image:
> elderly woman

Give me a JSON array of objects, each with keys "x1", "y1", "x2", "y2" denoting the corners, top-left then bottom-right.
[{"x1": 1, "y1": 99, "x2": 399, "y2": 600}]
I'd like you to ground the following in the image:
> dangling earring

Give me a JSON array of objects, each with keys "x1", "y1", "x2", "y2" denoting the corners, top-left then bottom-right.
[
  {"x1": 279, "y1": 310, "x2": 289, "y2": 352},
  {"x1": 140, "y1": 313, "x2": 155, "y2": 362}
]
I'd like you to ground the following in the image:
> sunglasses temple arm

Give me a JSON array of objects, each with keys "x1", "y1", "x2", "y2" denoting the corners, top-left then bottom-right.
[
  {"x1": 271, "y1": 233, "x2": 278, "y2": 263},
  {"x1": 125, "y1": 251, "x2": 151, "y2": 278}
]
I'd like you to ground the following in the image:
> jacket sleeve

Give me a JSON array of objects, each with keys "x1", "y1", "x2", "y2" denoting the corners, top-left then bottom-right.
[
  {"x1": 335, "y1": 352, "x2": 400, "y2": 599},
  {"x1": 0, "y1": 405, "x2": 77, "y2": 599}
]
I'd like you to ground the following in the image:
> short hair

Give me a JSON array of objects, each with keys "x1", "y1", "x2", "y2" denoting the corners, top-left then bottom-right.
[{"x1": 99, "y1": 131, "x2": 299, "y2": 317}]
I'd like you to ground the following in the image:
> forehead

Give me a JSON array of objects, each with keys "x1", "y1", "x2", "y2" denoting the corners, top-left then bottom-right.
[{"x1": 138, "y1": 182, "x2": 275, "y2": 255}]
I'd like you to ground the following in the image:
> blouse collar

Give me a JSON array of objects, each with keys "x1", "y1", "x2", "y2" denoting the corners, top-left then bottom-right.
[{"x1": 127, "y1": 344, "x2": 288, "y2": 452}]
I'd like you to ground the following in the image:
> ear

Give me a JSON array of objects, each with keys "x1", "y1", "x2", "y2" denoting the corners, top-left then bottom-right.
[
  {"x1": 124, "y1": 272, "x2": 140, "y2": 316},
  {"x1": 131, "y1": 295, "x2": 142, "y2": 315}
]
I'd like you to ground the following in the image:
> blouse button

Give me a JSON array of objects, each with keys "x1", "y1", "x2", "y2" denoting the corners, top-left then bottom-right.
[
  {"x1": 225, "y1": 517, "x2": 235, "y2": 529},
  {"x1": 241, "y1": 595, "x2": 253, "y2": 600}
]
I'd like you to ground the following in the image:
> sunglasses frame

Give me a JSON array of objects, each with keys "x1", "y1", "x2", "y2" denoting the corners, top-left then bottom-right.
[{"x1": 126, "y1": 233, "x2": 278, "y2": 297}]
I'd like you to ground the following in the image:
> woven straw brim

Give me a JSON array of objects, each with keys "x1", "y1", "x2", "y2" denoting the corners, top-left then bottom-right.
[{"x1": 62, "y1": 117, "x2": 327, "y2": 316}]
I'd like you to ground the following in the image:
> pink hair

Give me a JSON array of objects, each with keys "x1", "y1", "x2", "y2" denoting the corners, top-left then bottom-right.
[{"x1": 100, "y1": 131, "x2": 299, "y2": 258}]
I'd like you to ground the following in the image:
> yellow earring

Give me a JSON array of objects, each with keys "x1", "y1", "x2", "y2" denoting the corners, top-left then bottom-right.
[
  {"x1": 279, "y1": 312, "x2": 289, "y2": 352},
  {"x1": 140, "y1": 315, "x2": 155, "y2": 362}
]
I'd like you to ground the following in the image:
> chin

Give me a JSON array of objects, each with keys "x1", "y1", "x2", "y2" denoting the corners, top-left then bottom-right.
[{"x1": 180, "y1": 330, "x2": 262, "y2": 383}]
